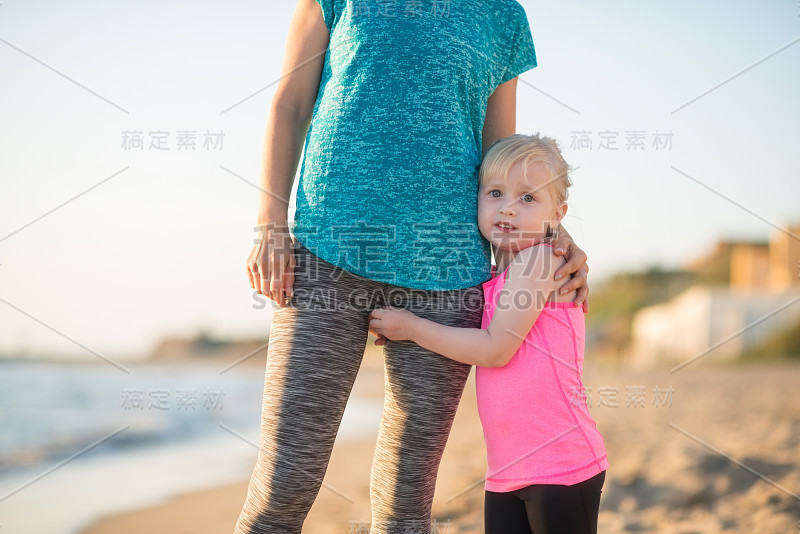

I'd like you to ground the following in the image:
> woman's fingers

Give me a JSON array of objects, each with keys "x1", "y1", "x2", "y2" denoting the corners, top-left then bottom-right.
[
  {"x1": 269, "y1": 258, "x2": 284, "y2": 307},
  {"x1": 550, "y1": 234, "x2": 571, "y2": 255},
  {"x1": 259, "y1": 260, "x2": 271, "y2": 298},
  {"x1": 578, "y1": 287, "x2": 590, "y2": 311},
  {"x1": 269, "y1": 250, "x2": 295, "y2": 307},
  {"x1": 247, "y1": 255, "x2": 267, "y2": 296},
  {"x1": 558, "y1": 264, "x2": 588, "y2": 295},
  {"x1": 550, "y1": 236, "x2": 591, "y2": 307},
  {"x1": 283, "y1": 251, "x2": 296, "y2": 300},
  {"x1": 554, "y1": 245, "x2": 587, "y2": 282},
  {"x1": 245, "y1": 248, "x2": 258, "y2": 290}
]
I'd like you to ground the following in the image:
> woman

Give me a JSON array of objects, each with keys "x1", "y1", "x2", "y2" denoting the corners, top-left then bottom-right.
[{"x1": 237, "y1": 1, "x2": 590, "y2": 532}]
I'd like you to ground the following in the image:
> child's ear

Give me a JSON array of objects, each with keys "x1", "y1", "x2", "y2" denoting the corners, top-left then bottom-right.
[{"x1": 553, "y1": 202, "x2": 568, "y2": 227}]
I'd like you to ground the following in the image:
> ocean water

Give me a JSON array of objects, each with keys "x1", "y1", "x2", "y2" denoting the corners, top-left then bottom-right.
[{"x1": 0, "y1": 360, "x2": 383, "y2": 534}]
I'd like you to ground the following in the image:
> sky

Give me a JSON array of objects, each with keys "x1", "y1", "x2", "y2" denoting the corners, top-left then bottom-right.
[{"x1": 1, "y1": 0, "x2": 799, "y2": 361}]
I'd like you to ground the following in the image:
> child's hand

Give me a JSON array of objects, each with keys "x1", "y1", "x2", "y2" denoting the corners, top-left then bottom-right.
[
  {"x1": 371, "y1": 333, "x2": 389, "y2": 346},
  {"x1": 369, "y1": 306, "x2": 417, "y2": 343}
]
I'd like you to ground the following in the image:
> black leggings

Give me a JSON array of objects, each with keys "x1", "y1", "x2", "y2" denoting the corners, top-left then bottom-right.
[{"x1": 484, "y1": 470, "x2": 606, "y2": 534}]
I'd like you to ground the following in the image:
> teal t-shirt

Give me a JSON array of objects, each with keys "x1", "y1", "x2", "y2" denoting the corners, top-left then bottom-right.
[{"x1": 292, "y1": 0, "x2": 537, "y2": 290}]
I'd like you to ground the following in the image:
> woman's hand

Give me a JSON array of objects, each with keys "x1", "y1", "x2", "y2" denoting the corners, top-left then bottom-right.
[
  {"x1": 369, "y1": 307, "x2": 418, "y2": 344},
  {"x1": 246, "y1": 222, "x2": 295, "y2": 308},
  {"x1": 550, "y1": 230, "x2": 590, "y2": 312}
]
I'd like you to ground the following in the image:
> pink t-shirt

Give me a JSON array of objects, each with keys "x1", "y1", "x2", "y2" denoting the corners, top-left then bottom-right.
[{"x1": 476, "y1": 245, "x2": 608, "y2": 492}]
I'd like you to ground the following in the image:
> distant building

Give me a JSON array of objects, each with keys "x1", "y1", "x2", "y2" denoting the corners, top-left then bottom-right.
[
  {"x1": 768, "y1": 225, "x2": 800, "y2": 290},
  {"x1": 630, "y1": 224, "x2": 800, "y2": 367},
  {"x1": 729, "y1": 240, "x2": 770, "y2": 290}
]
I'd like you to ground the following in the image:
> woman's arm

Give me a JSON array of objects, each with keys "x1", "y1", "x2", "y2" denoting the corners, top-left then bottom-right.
[
  {"x1": 482, "y1": 77, "x2": 518, "y2": 157},
  {"x1": 369, "y1": 245, "x2": 564, "y2": 367},
  {"x1": 246, "y1": 0, "x2": 330, "y2": 307}
]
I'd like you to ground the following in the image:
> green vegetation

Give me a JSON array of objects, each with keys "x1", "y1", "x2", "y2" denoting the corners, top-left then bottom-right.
[{"x1": 741, "y1": 320, "x2": 800, "y2": 360}]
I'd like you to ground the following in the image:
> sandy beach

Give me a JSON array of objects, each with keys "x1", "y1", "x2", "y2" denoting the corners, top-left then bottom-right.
[{"x1": 79, "y1": 353, "x2": 800, "y2": 534}]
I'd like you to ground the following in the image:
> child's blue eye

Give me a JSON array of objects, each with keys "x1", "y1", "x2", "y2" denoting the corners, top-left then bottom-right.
[
  {"x1": 522, "y1": 194, "x2": 534, "y2": 203},
  {"x1": 489, "y1": 190, "x2": 502, "y2": 198}
]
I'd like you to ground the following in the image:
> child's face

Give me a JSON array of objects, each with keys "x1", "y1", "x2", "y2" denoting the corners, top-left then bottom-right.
[{"x1": 478, "y1": 160, "x2": 566, "y2": 254}]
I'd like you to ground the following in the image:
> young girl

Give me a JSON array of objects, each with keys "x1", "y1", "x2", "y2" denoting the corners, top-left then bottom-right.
[{"x1": 369, "y1": 134, "x2": 607, "y2": 534}]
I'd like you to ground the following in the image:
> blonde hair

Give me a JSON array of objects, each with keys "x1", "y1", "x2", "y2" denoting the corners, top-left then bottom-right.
[{"x1": 478, "y1": 133, "x2": 573, "y2": 206}]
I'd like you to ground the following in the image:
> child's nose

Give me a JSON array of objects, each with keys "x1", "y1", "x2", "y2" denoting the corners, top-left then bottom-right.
[{"x1": 499, "y1": 201, "x2": 516, "y2": 215}]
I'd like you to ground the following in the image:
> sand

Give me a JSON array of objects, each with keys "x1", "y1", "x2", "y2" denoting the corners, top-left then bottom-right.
[{"x1": 79, "y1": 358, "x2": 800, "y2": 533}]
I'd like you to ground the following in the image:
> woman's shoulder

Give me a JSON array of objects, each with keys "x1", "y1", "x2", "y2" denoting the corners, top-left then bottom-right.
[
  {"x1": 491, "y1": 0, "x2": 529, "y2": 19},
  {"x1": 471, "y1": 0, "x2": 528, "y2": 23}
]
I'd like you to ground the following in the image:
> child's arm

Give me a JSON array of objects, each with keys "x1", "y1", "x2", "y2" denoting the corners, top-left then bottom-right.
[{"x1": 369, "y1": 245, "x2": 564, "y2": 367}]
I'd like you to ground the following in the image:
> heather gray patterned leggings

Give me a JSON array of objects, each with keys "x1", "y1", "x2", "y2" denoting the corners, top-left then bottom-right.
[{"x1": 234, "y1": 239, "x2": 484, "y2": 534}]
